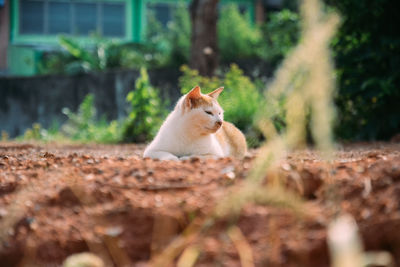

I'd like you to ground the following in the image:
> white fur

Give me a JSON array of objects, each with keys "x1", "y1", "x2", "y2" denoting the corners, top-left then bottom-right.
[{"x1": 143, "y1": 95, "x2": 227, "y2": 160}]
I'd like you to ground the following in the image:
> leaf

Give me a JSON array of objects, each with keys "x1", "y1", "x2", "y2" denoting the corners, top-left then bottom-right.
[{"x1": 59, "y1": 36, "x2": 98, "y2": 70}]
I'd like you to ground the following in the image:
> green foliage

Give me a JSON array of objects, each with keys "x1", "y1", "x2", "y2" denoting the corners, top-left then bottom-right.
[
  {"x1": 20, "y1": 122, "x2": 63, "y2": 142},
  {"x1": 218, "y1": 5, "x2": 262, "y2": 61},
  {"x1": 179, "y1": 65, "x2": 221, "y2": 94},
  {"x1": 260, "y1": 9, "x2": 300, "y2": 66},
  {"x1": 328, "y1": 0, "x2": 400, "y2": 140},
  {"x1": 1, "y1": 131, "x2": 9, "y2": 141},
  {"x1": 122, "y1": 68, "x2": 166, "y2": 142},
  {"x1": 167, "y1": 5, "x2": 191, "y2": 65},
  {"x1": 22, "y1": 123, "x2": 45, "y2": 140},
  {"x1": 221, "y1": 65, "x2": 263, "y2": 131},
  {"x1": 61, "y1": 94, "x2": 122, "y2": 143},
  {"x1": 39, "y1": 36, "x2": 125, "y2": 74},
  {"x1": 179, "y1": 64, "x2": 263, "y2": 146},
  {"x1": 142, "y1": 5, "x2": 191, "y2": 67},
  {"x1": 217, "y1": 6, "x2": 299, "y2": 65},
  {"x1": 39, "y1": 35, "x2": 171, "y2": 75}
]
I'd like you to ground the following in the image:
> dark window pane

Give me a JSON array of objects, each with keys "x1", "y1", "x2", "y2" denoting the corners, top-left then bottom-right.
[
  {"x1": 74, "y1": 2, "x2": 97, "y2": 35},
  {"x1": 48, "y1": 2, "x2": 71, "y2": 34},
  {"x1": 147, "y1": 3, "x2": 171, "y2": 27},
  {"x1": 20, "y1": 0, "x2": 44, "y2": 34},
  {"x1": 102, "y1": 3, "x2": 125, "y2": 37}
]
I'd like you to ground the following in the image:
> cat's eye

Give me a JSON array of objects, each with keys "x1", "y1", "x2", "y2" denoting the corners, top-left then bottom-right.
[{"x1": 205, "y1": 111, "x2": 213, "y2": 115}]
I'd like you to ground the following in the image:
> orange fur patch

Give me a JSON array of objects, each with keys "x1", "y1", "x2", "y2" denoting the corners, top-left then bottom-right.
[
  {"x1": 190, "y1": 95, "x2": 214, "y2": 108},
  {"x1": 215, "y1": 121, "x2": 247, "y2": 158},
  {"x1": 183, "y1": 94, "x2": 214, "y2": 113}
]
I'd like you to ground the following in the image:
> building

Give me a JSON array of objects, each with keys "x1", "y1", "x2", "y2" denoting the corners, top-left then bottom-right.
[{"x1": 0, "y1": 0, "x2": 281, "y2": 76}]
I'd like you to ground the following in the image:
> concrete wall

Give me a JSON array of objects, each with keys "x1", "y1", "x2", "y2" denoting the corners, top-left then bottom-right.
[{"x1": 0, "y1": 68, "x2": 181, "y2": 137}]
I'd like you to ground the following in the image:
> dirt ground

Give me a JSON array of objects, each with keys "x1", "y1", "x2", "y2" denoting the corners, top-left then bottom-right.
[{"x1": 0, "y1": 142, "x2": 400, "y2": 267}]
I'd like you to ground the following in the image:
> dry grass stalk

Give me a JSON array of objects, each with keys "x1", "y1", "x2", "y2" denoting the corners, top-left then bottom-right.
[
  {"x1": 176, "y1": 246, "x2": 200, "y2": 267},
  {"x1": 227, "y1": 226, "x2": 254, "y2": 267},
  {"x1": 328, "y1": 214, "x2": 364, "y2": 267}
]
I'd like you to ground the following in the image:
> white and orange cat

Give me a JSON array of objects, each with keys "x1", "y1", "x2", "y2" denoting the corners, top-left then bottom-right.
[{"x1": 143, "y1": 86, "x2": 247, "y2": 160}]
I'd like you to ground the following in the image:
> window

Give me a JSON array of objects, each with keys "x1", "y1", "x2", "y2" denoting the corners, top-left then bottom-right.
[
  {"x1": 20, "y1": 1, "x2": 44, "y2": 34},
  {"x1": 48, "y1": 2, "x2": 71, "y2": 34},
  {"x1": 102, "y1": 3, "x2": 125, "y2": 37},
  {"x1": 19, "y1": 0, "x2": 126, "y2": 37}
]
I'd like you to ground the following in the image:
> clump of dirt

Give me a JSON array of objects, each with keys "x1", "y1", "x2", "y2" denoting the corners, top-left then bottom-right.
[{"x1": 0, "y1": 142, "x2": 399, "y2": 266}]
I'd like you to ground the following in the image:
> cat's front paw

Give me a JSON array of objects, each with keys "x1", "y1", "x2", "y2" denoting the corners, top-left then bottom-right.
[
  {"x1": 161, "y1": 155, "x2": 180, "y2": 161},
  {"x1": 179, "y1": 156, "x2": 193, "y2": 161}
]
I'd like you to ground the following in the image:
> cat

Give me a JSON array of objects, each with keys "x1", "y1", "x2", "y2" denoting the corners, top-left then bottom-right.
[{"x1": 143, "y1": 86, "x2": 247, "y2": 160}]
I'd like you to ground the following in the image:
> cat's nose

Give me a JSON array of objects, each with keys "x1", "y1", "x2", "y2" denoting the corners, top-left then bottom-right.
[{"x1": 215, "y1": 120, "x2": 222, "y2": 127}]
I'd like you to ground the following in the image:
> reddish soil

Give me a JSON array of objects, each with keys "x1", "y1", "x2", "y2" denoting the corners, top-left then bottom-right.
[{"x1": 0, "y1": 142, "x2": 400, "y2": 267}]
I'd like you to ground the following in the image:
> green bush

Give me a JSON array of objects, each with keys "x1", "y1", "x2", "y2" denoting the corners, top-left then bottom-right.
[
  {"x1": 179, "y1": 64, "x2": 264, "y2": 146},
  {"x1": 260, "y1": 9, "x2": 300, "y2": 66},
  {"x1": 19, "y1": 121, "x2": 63, "y2": 142},
  {"x1": 39, "y1": 36, "x2": 125, "y2": 74},
  {"x1": 167, "y1": 5, "x2": 191, "y2": 66},
  {"x1": 39, "y1": 34, "x2": 171, "y2": 75},
  {"x1": 61, "y1": 94, "x2": 122, "y2": 143},
  {"x1": 218, "y1": 5, "x2": 262, "y2": 61},
  {"x1": 327, "y1": 0, "x2": 400, "y2": 140},
  {"x1": 122, "y1": 68, "x2": 166, "y2": 142},
  {"x1": 143, "y1": 4, "x2": 191, "y2": 67}
]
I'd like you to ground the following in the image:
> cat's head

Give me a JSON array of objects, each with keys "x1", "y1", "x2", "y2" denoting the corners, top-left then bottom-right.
[{"x1": 180, "y1": 86, "x2": 224, "y2": 135}]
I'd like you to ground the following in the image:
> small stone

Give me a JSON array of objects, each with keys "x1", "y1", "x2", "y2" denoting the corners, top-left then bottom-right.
[
  {"x1": 0, "y1": 208, "x2": 8, "y2": 218},
  {"x1": 225, "y1": 172, "x2": 236, "y2": 180},
  {"x1": 63, "y1": 252, "x2": 104, "y2": 267},
  {"x1": 112, "y1": 176, "x2": 122, "y2": 185},
  {"x1": 7, "y1": 229, "x2": 15, "y2": 236},
  {"x1": 34, "y1": 204, "x2": 41, "y2": 212},
  {"x1": 361, "y1": 209, "x2": 371, "y2": 219},
  {"x1": 30, "y1": 221, "x2": 39, "y2": 231},
  {"x1": 105, "y1": 226, "x2": 123, "y2": 237},
  {"x1": 25, "y1": 200, "x2": 33, "y2": 208},
  {"x1": 221, "y1": 166, "x2": 235, "y2": 175},
  {"x1": 281, "y1": 163, "x2": 291, "y2": 171},
  {"x1": 355, "y1": 166, "x2": 364, "y2": 173},
  {"x1": 221, "y1": 166, "x2": 236, "y2": 180},
  {"x1": 155, "y1": 195, "x2": 163, "y2": 207},
  {"x1": 85, "y1": 174, "x2": 95, "y2": 181}
]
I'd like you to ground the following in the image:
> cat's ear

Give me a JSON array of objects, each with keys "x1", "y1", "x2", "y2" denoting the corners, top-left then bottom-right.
[
  {"x1": 187, "y1": 86, "x2": 202, "y2": 100},
  {"x1": 184, "y1": 86, "x2": 202, "y2": 109},
  {"x1": 208, "y1": 87, "x2": 224, "y2": 99}
]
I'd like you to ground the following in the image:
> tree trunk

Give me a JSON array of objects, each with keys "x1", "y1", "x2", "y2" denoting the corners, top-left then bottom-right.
[{"x1": 189, "y1": 0, "x2": 219, "y2": 77}]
